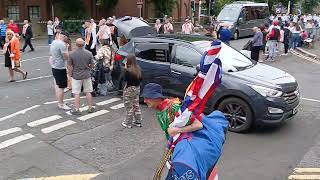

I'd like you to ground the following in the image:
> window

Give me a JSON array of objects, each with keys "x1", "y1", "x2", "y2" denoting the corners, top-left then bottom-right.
[
  {"x1": 135, "y1": 43, "x2": 169, "y2": 62},
  {"x1": 28, "y1": 6, "x2": 40, "y2": 19},
  {"x1": 174, "y1": 46, "x2": 200, "y2": 67},
  {"x1": 137, "y1": 49, "x2": 167, "y2": 62},
  {"x1": 7, "y1": 6, "x2": 19, "y2": 21}
]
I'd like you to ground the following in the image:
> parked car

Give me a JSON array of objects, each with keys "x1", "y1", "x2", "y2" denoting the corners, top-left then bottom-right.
[
  {"x1": 217, "y1": 2, "x2": 270, "y2": 39},
  {"x1": 112, "y1": 17, "x2": 300, "y2": 133}
]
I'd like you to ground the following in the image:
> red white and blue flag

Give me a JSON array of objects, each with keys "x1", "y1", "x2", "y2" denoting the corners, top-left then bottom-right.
[
  {"x1": 165, "y1": 40, "x2": 224, "y2": 180},
  {"x1": 169, "y1": 40, "x2": 222, "y2": 134}
]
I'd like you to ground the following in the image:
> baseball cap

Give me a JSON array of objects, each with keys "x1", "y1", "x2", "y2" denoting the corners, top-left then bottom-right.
[{"x1": 142, "y1": 83, "x2": 163, "y2": 99}]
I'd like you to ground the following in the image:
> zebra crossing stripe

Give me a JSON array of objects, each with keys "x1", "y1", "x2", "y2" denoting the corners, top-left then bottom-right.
[
  {"x1": 77, "y1": 110, "x2": 109, "y2": 121},
  {"x1": 41, "y1": 120, "x2": 76, "y2": 134},
  {"x1": 288, "y1": 168, "x2": 320, "y2": 180},
  {"x1": 0, "y1": 105, "x2": 40, "y2": 122},
  {"x1": 0, "y1": 133, "x2": 34, "y2": 150},
  {"x1": 110, "y1": 103, "x2": 124, "y2": 110},
  {"x1": 27, "y1": 115, "x2": 62, "y2": 127},
  {"x1": 0, "y1": 127, "x2": 22, "y2": 137},
  {"x1": 96, "y1": 98, "x2": 121, "y2": 106}
]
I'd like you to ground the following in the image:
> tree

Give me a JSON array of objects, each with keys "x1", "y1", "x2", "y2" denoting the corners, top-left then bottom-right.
[
  {"x1": 149, "y1": 0, "x2": 177, "y2": 17},
  {"x1": 96, "y1": 0, "x2": 119, "y2": 11},
  {"x1": 56, "y1": 0, "x2": 87, "y2": 19},
  {"x1": 303, "y1": 0, "x2": 320, "y2": 13}
]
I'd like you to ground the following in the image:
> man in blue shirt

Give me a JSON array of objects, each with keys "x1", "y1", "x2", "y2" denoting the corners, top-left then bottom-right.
[
  {"x1": 218, "y1": 23, "x2": 232, "y2": 45},
  {"x1": 0, "y1": 20, "x2": 7, "y2": 49}
]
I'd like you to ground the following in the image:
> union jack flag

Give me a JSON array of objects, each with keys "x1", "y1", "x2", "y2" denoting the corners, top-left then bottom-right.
[{"x1": 169, "y1": 40, "x2": 222, "y2": 139}]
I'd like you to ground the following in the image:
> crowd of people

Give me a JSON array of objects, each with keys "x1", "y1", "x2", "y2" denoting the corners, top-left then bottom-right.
[
  {"x1": 153, "y1": 16, "x2": 204, "y2": 35},
  {"x1": 249, "y1": 13, "x2": 320, "y2": 62}
]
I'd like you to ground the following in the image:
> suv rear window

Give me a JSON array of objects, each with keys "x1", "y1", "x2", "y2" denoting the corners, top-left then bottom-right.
[{"x1": 137, "y1": 49, "x2": 167, "y2": 62}]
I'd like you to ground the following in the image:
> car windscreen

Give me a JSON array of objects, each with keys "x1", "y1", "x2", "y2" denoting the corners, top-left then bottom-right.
[
  {"x1": 217, "y1": 7, "x2": 241, "y2": 21},
  {"x1": 195, "y1": 41, "x2": 256, "y2": 72}
]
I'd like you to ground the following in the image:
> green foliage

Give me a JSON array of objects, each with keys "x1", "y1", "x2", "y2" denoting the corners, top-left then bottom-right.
[
  {"x1": 151, "y1": 0, "x2": 177, "y2": 17},
  {"x1": 302, "y1": 0, "x2": 320, "y2": 13},
  {"x1": 213, "y1": 0, "x2": 234, "y2": 15},
  {"x1": 60, "y1": 0, "x2": 86, "y2": 19},
  {"x1": 98, "y1": 0, "x2": 119, "y2": 10}
]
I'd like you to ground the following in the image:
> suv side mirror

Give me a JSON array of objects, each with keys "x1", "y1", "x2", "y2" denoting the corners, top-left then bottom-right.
[{"x1": 239, "y1": 18, "x2": 244, "y2": 23}]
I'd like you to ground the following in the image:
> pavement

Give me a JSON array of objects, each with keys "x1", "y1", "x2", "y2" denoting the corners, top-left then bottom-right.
[{"x1": 0, "y1": 37, "x2": 320, "y2": 180}]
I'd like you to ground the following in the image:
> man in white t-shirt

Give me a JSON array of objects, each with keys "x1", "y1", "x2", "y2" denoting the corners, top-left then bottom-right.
[
  {"x1": 98, "y1": 18, "x2": 112, "y2": 45},
  {"x1": 181, "y1": 19, "x2": 194, "y2": 34}
]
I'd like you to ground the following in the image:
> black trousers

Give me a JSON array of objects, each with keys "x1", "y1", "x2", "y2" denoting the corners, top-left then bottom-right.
[
  {"x1": 112, "y1": 35, "x2": 119, "y2": 48},
  {"x1": 22, "y1": 37, "x2": 34, "y2": 51},
  {"x1": 251, "y1": 46, "x2": 261, "y2": 61},
  {"x1": 284, "y1": 42, "x2": 289, "y2": 54}
]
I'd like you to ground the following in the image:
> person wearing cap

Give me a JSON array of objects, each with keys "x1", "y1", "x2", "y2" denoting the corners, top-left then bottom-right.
[
  {"x1": 21, "y1": 20, "x2": 34, "y2": 52},
  {"x1": 142, "y1": 83, "x2": 227, "y2": 179},
  {"x1": 49, "y1": 31, "x2": 72, "y2": 110},
  {"x1": 266, "y1": 20, "x2": 280, "y2": 61},
  {"x1": 142, "y1": 83, "x2": 203, "y2": 138}
]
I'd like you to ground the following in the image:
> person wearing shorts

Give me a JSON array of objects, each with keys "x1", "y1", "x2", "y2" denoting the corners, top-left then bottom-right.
[
  {"x1": 68, "y1": 38, "x2": 95, "y2": 114},
  {"x1": 50, "y1": 31, "x2": 71, "y2": 110}
]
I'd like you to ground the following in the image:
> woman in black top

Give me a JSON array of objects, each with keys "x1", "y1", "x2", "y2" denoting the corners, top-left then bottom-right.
[{"x1": 122, "y1": 54, "x2": 143, "y2": 128}]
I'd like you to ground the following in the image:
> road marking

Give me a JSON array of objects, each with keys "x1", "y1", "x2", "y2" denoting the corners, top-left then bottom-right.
[
  {"x1": 27, "y1": 115, "x2": 62, "y2": 127},
  {"x1": 15, "y1": 75, "x2": 53, "y2": 83},
  {"x1": 288, "y1": 168, "x2": 320, "y2": 179},
  {"x1": 96, "y1": 98, "x2": 121, "y2": 106},
  {"x1": 18, "y1": 173, "x2": 100, "y2": 180},
  {"x1": 0, "y1": 105, "x2": 40, "y2": 122},
  {"x1": 110, "y1": 103, "x2": 124, "y2": 109},
  {"x1": 288, "y1": 175, "x2": 320, "y2": 179},
  {"x1": 77, "y1": 110, "x2": 109, "y2": 121},
  {"x1": 44, "y1": 96, "x2": 86, "y2": 105},
  {"x1": 0, "y1": 127, "x2": 22, "y2": 137},
  {"x1": 294, "y1": 168, "x2": 320, "y2": 173},
  {"x1": 0, "y1": 133, "x2": 34, "y2": 150},
  {"x1": 301, "y1": 97, "x2": 320, "y2": 103},
  {"x1": 41, "y1": 120, "x2": 76, "y2": 134},
  {"x1": 0, "y1": 56, "x2": 50, "y2": 65}
]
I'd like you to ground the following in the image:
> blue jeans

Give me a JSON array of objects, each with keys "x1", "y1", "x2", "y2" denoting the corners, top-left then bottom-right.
[
  {"x1": 48, "y1": 35, "x2": 53, "y2": 45},
  {"x1": 268, "y1": 40, "x2": 277, "y2": 60},
  {"x1": 291, "y1": 33, "x2": 300, "y2": 49}
]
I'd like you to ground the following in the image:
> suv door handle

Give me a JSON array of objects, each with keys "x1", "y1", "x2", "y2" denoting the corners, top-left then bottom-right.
[{"x1": 171, "y1": 70, "x2": 181, "y2": 75}]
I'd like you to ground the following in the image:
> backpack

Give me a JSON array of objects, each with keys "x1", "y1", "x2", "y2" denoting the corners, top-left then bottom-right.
[{"x1": 270, "y1": 28, "x2": 280, "y2": 41}]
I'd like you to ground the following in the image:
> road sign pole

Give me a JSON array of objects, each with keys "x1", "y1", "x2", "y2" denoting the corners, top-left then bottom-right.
[{"x1": 198, "y1": 0, "x2": 201, "y2": 23}]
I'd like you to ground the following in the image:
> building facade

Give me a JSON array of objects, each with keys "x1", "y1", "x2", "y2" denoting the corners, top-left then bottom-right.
[{"x1": 0, "y1": 0, "x2": 192, "y2": 22}]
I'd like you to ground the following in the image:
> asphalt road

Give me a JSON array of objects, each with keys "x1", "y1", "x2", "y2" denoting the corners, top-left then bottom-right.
[{"x1": 0, "y1": 37, "x2": 319, "y2": 180}]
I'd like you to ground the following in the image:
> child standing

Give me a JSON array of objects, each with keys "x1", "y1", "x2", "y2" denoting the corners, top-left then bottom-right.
[{"x1": 122, "y1": 54, "x2": 142, "y2": 128}]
